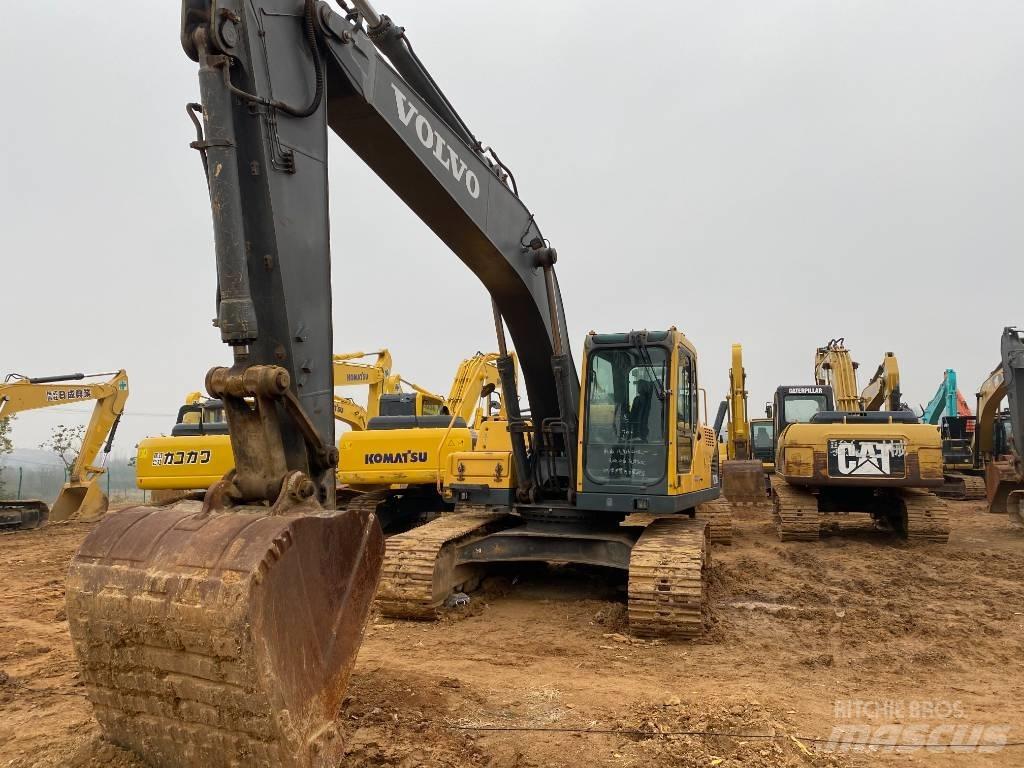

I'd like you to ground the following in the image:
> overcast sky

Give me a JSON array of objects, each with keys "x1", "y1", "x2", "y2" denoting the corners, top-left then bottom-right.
[{"x1": 1, "y1": 1, "x2": 1021, "y2": 457}]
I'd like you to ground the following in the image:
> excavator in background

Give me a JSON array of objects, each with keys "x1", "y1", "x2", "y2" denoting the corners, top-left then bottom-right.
[
  {"x1": 919, "y1": 369, "x2": 985, "y2": 500},
  {"x1": 66, "y1": 3, "x2": 722, "y2": 765},
  {"x1": 718, "y1": 344, "x2": 766, "y2": 504},
  {"x1": 769, "y1": 339, "x2": 949, "y2": 542},
  {"x1": 134, "y1": 349, "x2": 441, "y2": 495},
  {"x1": 340, "y1": 352, "x2": 507, "y2": 530},
  {"x1": 0, "y1": 370, "x2": 128, "y2": 530},
  {"x1": 859, "y1": 351, "x2": 904, "y2": 411},
  {"x1": 750, "y1": 406, "x2": 775, "y2": 470},
  {"x1": 977, "y1": 327, "x2": 1024, "y2": 522},
  {"x1": 333, "y1": 349, "x2": 447, "y2": 424},
  {"x1": 134, "y1": 392, "x2": 233, "y2": 496}
]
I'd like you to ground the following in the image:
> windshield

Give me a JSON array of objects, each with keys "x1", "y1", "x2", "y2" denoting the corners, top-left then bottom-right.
[
  {"x1": 752, "y1": 422, "x2": 774, "y2": 449},
  {"x1": 783, "y1": 395, "x2": 828, "y2": 424},
  {"x1": 584, "y1": 346, "x2": 668, "y2": 487}
]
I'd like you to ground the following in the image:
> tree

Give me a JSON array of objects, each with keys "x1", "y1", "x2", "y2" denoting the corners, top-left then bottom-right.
[
  {"x1": 0, "y1": 416, "x2": 13, "y2": 494},
  {"x1": 40, "y1": 424, "x2": 87, "y2": 478}
]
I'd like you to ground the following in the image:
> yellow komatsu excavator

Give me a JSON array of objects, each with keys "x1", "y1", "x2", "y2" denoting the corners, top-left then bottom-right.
[
  {"x1": 719, "y1": 343, "x2": 768, "y2": 504},
  {"x1": 134, "y1": 350, "x2": 442, "y2": 494},
  {"x1": 339, "y1": 352, "x2": 506, "y2": 530},
  {"x1": 769, "y1": 339, "x2": 948, "y2": 542},
  {"x1": 0, "y1": 370, "x2": 128, "y2": 530}
]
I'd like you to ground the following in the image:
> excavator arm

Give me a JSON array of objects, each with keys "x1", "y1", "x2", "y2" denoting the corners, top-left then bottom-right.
[
  {"x1": 444, "y1": 353, "x2": 504, "y2": 424},
  {"x1": 814, "y1": 339, "x2": 862, "y2": 412},
  {"x1": 1000, "y1": 327, "x2": 1024, "y2": 469},
  {"x1": 70, "y1": 3, "x2": 579, "y2": 765},
  {"x1": 975, "y1": 363, "x2": 1008, "y2": 461},
  {"x1": 859, "y1": 351, "x2": 902, "y2": 411},
  {"x1": 0, "y1": 370, "x2": 128, "y2": 524},
  {"x1": 726, "y1": 343, "x2": 750, "y2": 459},
  {"x1": 975, "y1": 327, "x2": 1024, "y2": 521},
  {"x1": 921, "y1": 369, "x2": 958, "y2": 425},
  {"x1": 179, "y1": 0, "x2": 578, "y2": 501}
]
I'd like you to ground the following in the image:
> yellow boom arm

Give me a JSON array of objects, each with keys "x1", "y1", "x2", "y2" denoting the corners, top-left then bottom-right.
[
  {"x1": 0, "y1": 370, "x2": 129, "y2": 521},
  {"x1": 814, "y1": 339, "x2": 861, "y2": 412},
  {"x1": 443, "y1": 353, "x2": 505, "y2": 423},
  {"x1": 860, "y1": 352, "x2": 901, "y2": 411},
  {"x1": 726, "y1": 344, "x2": 750, "y2": 460},
  {"x1": 975, "y1": 363, "x2": 1007, "y2": 460},
  {"x1": 333, "y1": 349, "x2": 394, "y2": 419}
]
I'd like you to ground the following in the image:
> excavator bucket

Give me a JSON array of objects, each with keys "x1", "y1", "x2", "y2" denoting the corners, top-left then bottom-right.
[
  {"x1": 50, "y1": 481, "x2": 109, "y2": 523},
  {"x1": 986, "y1": 459, "x2": 1024, "y2": 517},
  {"x1": 0, "y1": 499, "x2": 49, "y2": 531},
  {"x1": 721, "y1": 459, "x2": 767, "y2": 504},
  {"x1": 66, "y1": 499, "x2": 384, "y2": 768}
]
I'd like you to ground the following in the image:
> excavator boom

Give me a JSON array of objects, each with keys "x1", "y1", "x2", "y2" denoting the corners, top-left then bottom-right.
[
  {"x1": 0, "y1": 370, "x2": 128, "y2": 529},
  {"x1": 859, "y1": 352, "x2": 901, "y2": 412},
  {"x1": 720, "y1": 343, "x2": 765, "y2": 503},
  {"x1": 814, "y1": 338, "x2": 861, "y2": 412},
  {"x1": 980, "y1": 327, "x2": 1024, "y2": 520},
  {"x1": 68, "y1": 2, "x2": 575, "y2": 764}
]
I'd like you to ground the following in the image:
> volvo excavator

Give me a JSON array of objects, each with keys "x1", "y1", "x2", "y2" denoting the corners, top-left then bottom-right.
[
  {"x1": 718, "y1": 343, "x2": 768, "y2": 504},
  {"x1": 769, "y1": 339, "x2": 949, "y2": 542},
  {"x1": 976, "y1": 327, "x2": 1024, "y2": 522},
  {"x1": 66, "y1": 3, "x2": 722, "y2": 765},
  {"x1": 0, "y1": 370, "x2": 128, "y2": 530}
]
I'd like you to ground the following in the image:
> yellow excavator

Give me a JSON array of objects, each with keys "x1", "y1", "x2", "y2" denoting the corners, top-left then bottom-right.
[
  {"x1": 134, "y1": 350, "x2": 441, "y2": 494},
  {"x1": 0, "y1": 370, "x2": 128, "y2": 530},
  {"x1": 769, "y1": 339, "x2": 948, "y2": 542},
  {"x1": 339, "y1": 352, "x2": 506, "y2": 530},
  {"x1": 719, "y1": 343, "x2": 768, "y2": 504},
  {"x1": 66, "y1": 4, "x2": 722, "y2": 765}
]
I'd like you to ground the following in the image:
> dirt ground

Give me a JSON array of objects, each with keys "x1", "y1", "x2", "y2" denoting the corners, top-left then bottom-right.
[{"x1": 2, "y1": 502, "x2": 1024, "y2": 768}]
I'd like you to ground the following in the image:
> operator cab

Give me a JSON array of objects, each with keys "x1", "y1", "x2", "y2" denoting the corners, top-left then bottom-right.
[
  {"x1": 579, "y1": 329, "x2": 710, "y2": 513},
  {"x1": 750, "y1": 418, "x2": 775, "y2": 463},
  {"x1": 773, "y1": 385, "x2": 834, "y2": 439},
  {"x1": 994, "y1": 411, "x2": 1014, "y2": 458},
  {"x1": 940, "y1": 414, "x2": 976, "y2": 466},
  {"x1": 368, "y1": 390, "x2": 452, "y2": 430},
  {"x1": 170, "y1": 399, "x2": 227, "y2": 437}
]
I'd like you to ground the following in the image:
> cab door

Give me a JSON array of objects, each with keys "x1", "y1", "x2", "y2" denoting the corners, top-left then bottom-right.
[{"x1": 676, "y1": 348, "x2": 696, "y2": 476}]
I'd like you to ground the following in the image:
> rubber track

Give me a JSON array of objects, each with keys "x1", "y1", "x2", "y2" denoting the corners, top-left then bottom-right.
[
  {"x1": 376, "y1": 511, "x2": 509, "y2": 619},
  {"x1": 899, "y1": 488, "x2": 950, "y2": 543},
  {"x1": 626, "y1": 520, "x2": 708, "y2": 638},
  {"x1": 960, "y1": 475, "x2": 988, "y2": 501},
  {"x1": 940, "y1": 474, "x2": 987, "y2": 501},
  {"x1": 770, "y1": 476, "x2": 821, "y2": 541},
  {"x1": 346, "y1": 489, "x2": 388, "y2": 517},
  {"x1": 627, "y1": 518, "x2": 709, "y2": 639}
]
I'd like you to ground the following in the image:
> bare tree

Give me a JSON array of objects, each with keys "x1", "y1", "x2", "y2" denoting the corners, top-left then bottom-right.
[
  {"x1": 0, "y1": 416, "x2": 13, "y2": 494},
  {"x1": 40, "y1": 424, "x2": 87, "y2": 477}
]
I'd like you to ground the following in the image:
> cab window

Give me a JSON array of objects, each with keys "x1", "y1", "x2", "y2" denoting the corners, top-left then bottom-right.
[{"x1": 676, "y1": 351, "x2": 695, "y2": 473}]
